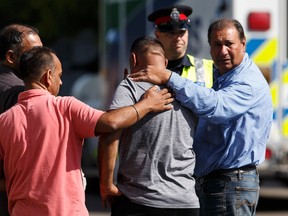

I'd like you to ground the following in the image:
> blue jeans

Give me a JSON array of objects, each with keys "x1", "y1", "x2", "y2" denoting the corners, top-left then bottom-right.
[{"x1": 196, "y1": 169, "x2": 259, "y2": 216}]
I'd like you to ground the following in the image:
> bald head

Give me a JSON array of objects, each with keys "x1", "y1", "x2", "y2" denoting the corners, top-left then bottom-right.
[
  {"x1": 0, "y1": 24, "x2": 43, "y2": 70},
  {"x1": 19, "y1": 46, "x2": 63, "y2": 96}
]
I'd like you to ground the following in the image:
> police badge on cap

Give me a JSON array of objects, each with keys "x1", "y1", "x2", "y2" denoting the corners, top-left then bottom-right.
[
  {"x1": 170, "y1": 8, "x2": 180, "y2": 21},
  {"x1": 148, "y1": 5, "x2": 193, "y2": 32}
]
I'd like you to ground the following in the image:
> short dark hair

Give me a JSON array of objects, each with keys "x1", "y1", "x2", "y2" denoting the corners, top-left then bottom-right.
[
  {"x1": 207, "y1": 18, "x2": 245, "y2": 45},
  {"x1": 130, "y1": 36, "x2": 164, "y2": 55},
  {"x1": 19, "y1": 46, "x2": 56, "y2": 82},
  {"x1": 0, "y1": 24, "x2": 40, "y2": 61}
]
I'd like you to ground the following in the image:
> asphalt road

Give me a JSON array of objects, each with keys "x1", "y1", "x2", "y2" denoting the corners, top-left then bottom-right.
[{"x1": 86, "y1": 178, "x2": 288, "y2": 216}]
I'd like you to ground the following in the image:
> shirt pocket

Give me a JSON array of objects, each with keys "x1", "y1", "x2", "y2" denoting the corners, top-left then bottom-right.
[{"x1": 201, "y1": 122, "x2": 226, "y2": 146}]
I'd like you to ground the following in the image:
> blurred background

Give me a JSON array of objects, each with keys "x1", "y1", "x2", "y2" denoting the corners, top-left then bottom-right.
[{"x1": 1, "y1": 0, "x2": 288, "y2": 215}]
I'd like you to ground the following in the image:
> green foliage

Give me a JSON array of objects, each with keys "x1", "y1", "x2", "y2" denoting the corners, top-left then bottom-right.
[{"x1": 0, "y1": 0, "x2": 99, "y2": 45}]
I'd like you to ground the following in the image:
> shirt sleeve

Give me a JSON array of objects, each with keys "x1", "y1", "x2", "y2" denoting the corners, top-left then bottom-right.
[
  {"x1": 109, "y1": 78, "x2": 138, "y2": 110},
  {"x1": 68, "y1": 97, "x2": 105, "y2": 138},
  {"x1": 167, "y1": 72, "x2": 254, "y2": 124}
]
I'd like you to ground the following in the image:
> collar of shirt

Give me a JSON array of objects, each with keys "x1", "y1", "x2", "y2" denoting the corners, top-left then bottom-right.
[
  {"x1": 167, "y1": 54, "x2": 192, "y2": 75},
  {"x1": 213, "y1": 53, "x2": 248, "y2": 90},
  {"x1": 193, "y1": 52, "x2": 272, "y2": 177},
  {"x1": 0, "y1": 63, "x2": 14, "y2": 74},
  {"x1": 18, "y1": 89, "x2": 52, "y2": 102},
  {"x1": 0, "y1": 63, "x2": 22, "y2": 79}
]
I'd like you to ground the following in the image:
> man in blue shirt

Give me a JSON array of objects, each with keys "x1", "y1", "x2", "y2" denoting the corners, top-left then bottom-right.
[{"x1": 129, "y1": 18, "x2": 273, "y2": 216}]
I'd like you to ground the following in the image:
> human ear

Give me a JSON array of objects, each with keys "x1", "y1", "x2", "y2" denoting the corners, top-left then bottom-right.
[
  {"x1": 242, "y1": 38, "x2": 246, "y2": 52},
  {"x1": 6, "y1": 50, "x2": 15, "y2": 64},
  {"x1": 155, "y1": 30, "x2": 160, "y2": 39},
  {"x1": 130, "y1": 53, "x2": 137, "y2": 67},
  {"x1": 41, "y1": 69, "x2": 53, "y2": 87},
  {"x1": 165, "y1": 58, "x2": 168, "y2": 67}
]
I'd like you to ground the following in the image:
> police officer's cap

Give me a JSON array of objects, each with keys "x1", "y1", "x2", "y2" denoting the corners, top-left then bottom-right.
[{"x1": 148, "y1": 5, "x2": 193, "y2": 32}]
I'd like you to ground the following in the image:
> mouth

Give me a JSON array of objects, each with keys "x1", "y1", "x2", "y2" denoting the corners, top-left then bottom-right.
[
  {"x1": 173, "y1": 44, "x2": 184, "y2": 50},
  {"x1": 174, "y1": 42, "x2": 182, "y2": 46},
  {"x1": 219, "y1": 58, "x2": 231, "y2": 64},
  {"x1": 216, "y1": 59, "x2": 231, "y2": 69}
]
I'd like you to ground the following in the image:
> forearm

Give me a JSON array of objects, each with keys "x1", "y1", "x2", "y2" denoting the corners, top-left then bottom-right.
[
  {"x1": 95, "y1": 86, "x2": 173, "y2": 133},
  {"x1": 98, "y1": 131, "x2": 120, "y2": 195},
  {"x1": 95, "y1": 104, "x2": 143, "y2": 132}
]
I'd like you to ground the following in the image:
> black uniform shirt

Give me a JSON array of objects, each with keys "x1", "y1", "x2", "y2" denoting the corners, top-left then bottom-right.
[
  {"x1": 0, "y1": 64, "x2": 25, "y2": 113},
  {"x1": 166, "y1": 54, "x2": 193, "y2": 75}
]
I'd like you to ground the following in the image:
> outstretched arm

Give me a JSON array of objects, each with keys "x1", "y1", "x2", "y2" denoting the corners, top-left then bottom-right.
[
  {"x1": 95, "y1": 85, "x2": 173, "y2": 133},
  {"x1": 98, "y1": 131, "x2": 122, "y2": 208}
]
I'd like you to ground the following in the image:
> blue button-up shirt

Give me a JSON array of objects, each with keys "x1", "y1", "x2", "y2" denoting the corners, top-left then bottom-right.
[{"x1": 167, "y1": 53, "x2": 273, "y2": 177}]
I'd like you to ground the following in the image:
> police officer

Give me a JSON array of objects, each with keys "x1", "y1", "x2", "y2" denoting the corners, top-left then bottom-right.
[{"x1": 148, "y1": 5, "x2": 213, "y2": 87}]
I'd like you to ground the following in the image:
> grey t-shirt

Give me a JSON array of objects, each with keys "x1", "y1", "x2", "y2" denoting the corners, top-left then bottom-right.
[{"x1": 110, "y1": 77, "x2": 199, "y2": 208}]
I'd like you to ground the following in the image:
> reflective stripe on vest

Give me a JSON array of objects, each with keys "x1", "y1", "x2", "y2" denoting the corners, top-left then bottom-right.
[{"x1": 181, "y1": 54, "x2": 214, "y2": 88}]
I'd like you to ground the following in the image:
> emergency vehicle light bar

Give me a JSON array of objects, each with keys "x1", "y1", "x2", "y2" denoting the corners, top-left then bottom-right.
[{"x1": 248, "y1": 12, "x2": 270, "y2": 31}]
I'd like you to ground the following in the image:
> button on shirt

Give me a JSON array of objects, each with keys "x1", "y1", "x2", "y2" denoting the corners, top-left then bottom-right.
[{"x1": 167, "y1": 53, "x2": 273, "y2": 177}]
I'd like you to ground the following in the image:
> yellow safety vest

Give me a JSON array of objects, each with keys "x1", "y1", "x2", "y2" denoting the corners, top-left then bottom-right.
[{"x1": 181, "y1": 54, "x2": 214, "y2": 88}]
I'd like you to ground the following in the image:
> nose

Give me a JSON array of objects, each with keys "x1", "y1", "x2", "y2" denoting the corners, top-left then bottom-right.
[{"x1": 220, "y1": 45, "x2": 228, "y2": 55}]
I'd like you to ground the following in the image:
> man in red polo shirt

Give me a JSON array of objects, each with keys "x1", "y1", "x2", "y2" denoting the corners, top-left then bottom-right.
[{"x1": 0, "y1": 46, "x2": 172, "y2": 215}]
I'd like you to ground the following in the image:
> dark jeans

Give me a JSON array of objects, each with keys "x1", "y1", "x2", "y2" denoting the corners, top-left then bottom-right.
[
  {"x1": 111, "y1": 195, "x2": 200, "y2": 216},
  {"x1": 196, "y1": 168, "x2": 259, "y2": 216}
]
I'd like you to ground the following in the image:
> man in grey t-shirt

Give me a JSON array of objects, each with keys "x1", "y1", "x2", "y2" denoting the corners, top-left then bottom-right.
[{"x1": 98, "y1": 36, "x2": 199, "y2": 216}]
